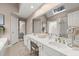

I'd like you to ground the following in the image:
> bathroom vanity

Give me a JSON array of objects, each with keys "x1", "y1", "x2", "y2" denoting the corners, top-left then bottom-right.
[
  {"x1": 0, "y1": 38, "x2": 8, "y2": 56},
  {"x1": 24, "y1": 34, "x2": 79, "y2": 56},
  {"x1": 24, "y1": 9, "x2": 79, "y2": 56}
]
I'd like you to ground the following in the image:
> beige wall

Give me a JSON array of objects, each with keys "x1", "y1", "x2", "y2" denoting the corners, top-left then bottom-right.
[
  {"x1": 26, "y1": 16, "x2": 33, "y2": 34},
  {"x1": 0, "y1": 3, "x2": 19, "y2": 40}
]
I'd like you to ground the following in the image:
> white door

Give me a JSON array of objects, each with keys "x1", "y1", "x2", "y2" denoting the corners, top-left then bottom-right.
[{"x1": 11, "y1": 15, "x2": 18, "y2": 44}]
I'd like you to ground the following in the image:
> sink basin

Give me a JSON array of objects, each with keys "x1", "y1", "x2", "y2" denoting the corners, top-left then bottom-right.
[
  {"x1": 38, "y1": 35, "x2": 47, "y2": 38},
  {"x1": 37, "y1": 34, "x2": 48, "y2": 38},
  {"x1": 48, "y1": 41, "x2": 67, "y2": 49}
]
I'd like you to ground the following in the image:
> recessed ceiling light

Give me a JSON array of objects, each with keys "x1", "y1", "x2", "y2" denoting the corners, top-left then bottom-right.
[{"x1": 30, "y1": 5, "x2": 34, "y2": 9}]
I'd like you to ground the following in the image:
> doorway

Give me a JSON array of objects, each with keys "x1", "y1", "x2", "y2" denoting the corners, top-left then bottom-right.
[
  {"x1": 10, "y1": 15, "x2": 19, "y2": 44},
  {"x1": 18, "y1": 19, "x2": 26, "y2": 41}
]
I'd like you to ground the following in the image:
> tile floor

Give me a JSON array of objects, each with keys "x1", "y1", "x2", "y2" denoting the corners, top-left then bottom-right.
[{"x1": 5, "y1": 41, "x2": 30, "y2": 56}]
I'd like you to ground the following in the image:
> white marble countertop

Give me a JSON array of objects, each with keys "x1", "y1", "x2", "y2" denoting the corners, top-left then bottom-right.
[
  {"x1": 0, "y1": 38, "x2": 7, "y2": 51},
  {"x1": 25, "y1": 34, "x2": 79, "y2": 56}
]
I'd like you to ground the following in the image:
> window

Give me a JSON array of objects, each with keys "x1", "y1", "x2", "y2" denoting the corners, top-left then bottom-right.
[
  {"x1": 54, "y1": 6, "x2": 65, "y2": 13},
  {"x1": 0, "y1": 15, "x2": 4, "y2": 26},
  {"x1": 0, "y1": 15, "x2": 5, "y2": 34}
]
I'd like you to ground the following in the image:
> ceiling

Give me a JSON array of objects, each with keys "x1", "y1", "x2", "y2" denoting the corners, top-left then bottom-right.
[
  {"x1": 15, "y1": 3, "x2": 79, "y2": 19},
  {"x1": 33, "y1": 3, "x2": 59, "y2": 18},
  {"x1": 45, "y1": 3, "x2": 79, "y2": 18},
  {"x1": 19, "y1": 3, "x2": 43, "y2": 18},
  {"x1": 64, "y1": 3, "x2": 79, "y2": 12}
]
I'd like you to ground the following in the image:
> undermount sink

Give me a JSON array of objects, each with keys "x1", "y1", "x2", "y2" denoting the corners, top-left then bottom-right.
[
  {"x1": 37, "y1": 34, "x2": 48, "y2": 38},
  {"x1": 38, "y1": 35, "x2": 48, "y2": 38},
  {"x1": 48, "y1": 41, "x2": 67, "y2": 49}
]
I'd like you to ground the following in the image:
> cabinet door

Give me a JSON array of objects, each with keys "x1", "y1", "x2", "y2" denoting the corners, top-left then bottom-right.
[
  {"x1": 37, "y1": 42, "x2": 43, "y2": 56},
  {"x1": 24, "y1": 36, "x2": 28, "y2": 46},
  {"x1": 24, "y1": 36, "x2": 31, "y2": 51},
  {"x1": 27, "y1": 39, "x2": 31, "y2": 51},
  {"x1": 42, "y1": 45, "x2": 65, "y2": 56},
  {"x1": 68, "y1": 10, "x2": 79, "y2": 27},
  {"x1": 0, "y1": 41, "x2": 8, "y2": 56}
]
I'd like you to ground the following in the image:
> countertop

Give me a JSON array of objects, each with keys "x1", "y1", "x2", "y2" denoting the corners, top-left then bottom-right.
[
  {"x1": 25, "y1": 34, "x2": 79, "y2": 56},
  {"x1": 0, "y1": 38, "x2": 7, "y2": 51}
]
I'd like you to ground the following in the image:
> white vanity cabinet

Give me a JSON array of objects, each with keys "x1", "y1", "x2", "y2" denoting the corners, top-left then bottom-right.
[
  {"x1": 27, "y1": 39, "x2": 31, "y2": 51},
  {"x1": 24, "y1": 35, "x2": 66, "y2": 56},
  {"x1": 36, "y1": 42, "x2": 43, "y2": 56},
  {"x1": 24, "y1": 36, "x2": 43, "y2": 55},
  {"x1": 0, "y1": 38, "x2": 8, "y2": 56},
  {"x1": 30, "y1": 38, "x2": 43, "y2": 56},
  {"x1": 41, "y1": 45, "x2": 65, "y2": 56},
  {"x1": 0, "y1": 42, "x2": 8, "y2": 56},
  {"x1": 24, "y1": 36, "x2": 28, "y2": 46},
  {"x1": 24, "y1": 36, "x2": 31, "y2": 51}
]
